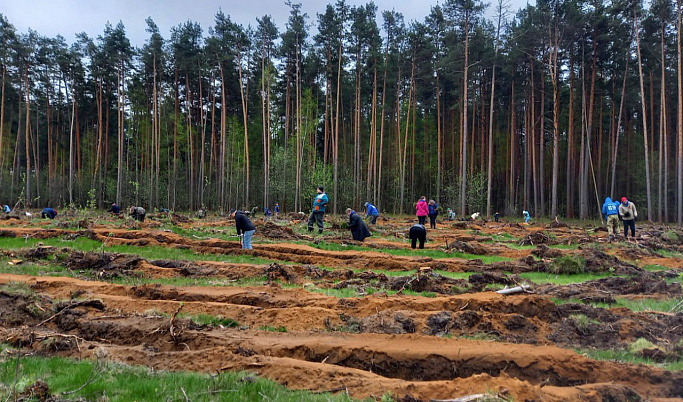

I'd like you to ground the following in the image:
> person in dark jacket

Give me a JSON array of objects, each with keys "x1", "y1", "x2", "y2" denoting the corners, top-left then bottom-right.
[
  {"x1": 346, "y1": 208, "x2": 371, "y2": 242},
  {"x1": 408, "y1": 224, "x2": 427, "y2": 249},
  {"x1": 428, "y1": 200, "x2": 439, "y2": 229},
  {"x1": 274, "y1": 203, "x2": 280, "y2": 219},
  {"x1": 109, "y1": 203, "x2": 121, "y2": 215},
  {"x1": 129, "y1": 206, "x2": 146, "y2": 222},
  {"x1": 364, "y1": 202, "x2": 379, "y2": 224},
  {"x1": 233, "y1": 210, "x2": 256, "y2": 249},
  {"x1": 41, "y1": 208, "x2": 57, "y2": 219}
]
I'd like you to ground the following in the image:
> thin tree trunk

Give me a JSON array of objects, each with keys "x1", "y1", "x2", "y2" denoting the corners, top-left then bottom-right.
[
  {"x1": 635, "y1": 13, "x2": 653, "y2": 221},
  {"x1": 611, "y1": 48, "x2": 630, "y2": 198}
]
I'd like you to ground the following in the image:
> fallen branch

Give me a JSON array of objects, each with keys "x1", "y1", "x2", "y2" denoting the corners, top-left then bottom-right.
[
  {"x1": 169, "y1": 304, "x2": 185, "y2": 341},
  {"x1": 496, "y1": 285, "x2": 531, "y2": 295},
  {"x1": 37, "y1": 300, "x2": 92, "y2": 327}
]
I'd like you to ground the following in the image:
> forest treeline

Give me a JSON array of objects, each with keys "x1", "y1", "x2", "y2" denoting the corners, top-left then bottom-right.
[{"x1": 1, "y1": 0, "x2": 683, "y2": 223}]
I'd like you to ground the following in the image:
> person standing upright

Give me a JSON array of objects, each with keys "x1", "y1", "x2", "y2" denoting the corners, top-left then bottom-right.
[
  {"x1": 602, "y1": 197, "x2": 619, "y2": 240},
  {"x1": 619, "y1": 197, "x2": 638, "y2": 238},
  {"x1": 416, "y1": 196, "x2": 429, "y2": 225},
  {"x1": 308, "y1": 186, "x2": 329, "y2": 234},
  {"x1": 428, "y1": 199, "x2": 439, "y2": 229}
]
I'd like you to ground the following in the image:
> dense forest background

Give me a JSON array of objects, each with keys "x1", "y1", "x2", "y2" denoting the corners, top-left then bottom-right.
[{"x1": 1, "y1": 0, "x2": 683, "y2": 223}]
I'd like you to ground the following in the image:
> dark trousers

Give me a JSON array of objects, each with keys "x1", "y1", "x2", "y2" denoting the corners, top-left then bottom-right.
[
  {"x1": 308, "y1": 211, "x2": 324, "y2": 232},
  {"x1": 623, "y1": 219, "x2": 636, "y2": 238},
  {"x1": 409, "y1": 226, "x2": 426, "y2": 249},
  {"x1": 418, "y1": 215, "x2": 427, "y2": 225},
  {"x1": 429, "y1": 214, "x2": 437, "y2": 229},
  {"x1": 369, "y1": 215, "x2": 378, "y2": 224}
]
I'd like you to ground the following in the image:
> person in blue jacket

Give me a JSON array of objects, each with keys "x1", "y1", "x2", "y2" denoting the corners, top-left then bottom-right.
[
  {"x1": 602, "y1": 197, "x2": 620, "y2": 240},
  {"x1": 41, "y1": 208, "x2": 57, "y2": 219},
  {"x1": 523, "y1": 210, "x2": 531, "y2": 223},
  {"x1": 109, "y1": 203, "x2": 121, "y2": 215},
  {"x1": 308, "y1": 186, "x2": 329, "y2": 234},
  {"x1": 428, "y1": 200, "x2": 439, "y2": 229},
  {"x1": 2, "y1": 205, "x2": 10, "y2": 214},
  {"x1": 364, "y1": 202, "x2": 379, "y2": 224},
  {"x1": 274, "y1": 203, "x2": 280, "y2": 219}
]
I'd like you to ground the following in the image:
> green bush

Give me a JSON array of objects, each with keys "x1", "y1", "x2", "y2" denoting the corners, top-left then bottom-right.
[{"x1": 549, "y1": 255, "x2": 585, "y2": 275}]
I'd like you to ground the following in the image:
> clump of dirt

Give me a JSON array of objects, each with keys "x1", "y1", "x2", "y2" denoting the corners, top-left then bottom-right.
[
  {"x1": 388, "y1": 273, "x2": 468, "y2": 294},
  {"x1": 0, "y1": 290, "x2": 50, "y2": 326},
  {"x1": 171, "y1": 213, "x2": 190, "y2": 225},
  {"x1": 519, "y1": 231, "x2": 554, "y2": 246},
  {"x1": 258, "y1": 222, "x2": 309, "y2": 240},
  {"x1": 446, "y1": 240, "x2": 492, "y2": 255},
  {"x1": 580, "y1": 249, "x2": 641, "y2": 274},
  {"x1": 531, "y1": 244, "x2": 563, "y2": 259},
  {"x1": 18, "y1": 380, "x2": 52, "y2": 401},
  {"x1": 287, "y1": 212, "x2": 306, "y2": 221},
  {"x1": 0, "y1": 230, "x2": 17, "y2": 238},
  {"x1": 548, "y1": 219, "x2": 570, "y2": 229},
  {"x1": 538, "y1": 275, "x2": 682, "y2": 300},
  {"x1": 66, "y1": 251, "x2": 143, "y2": 278},
  {"x1": 467, "y1": 272, "x2": 521, "y2": 290},
  {"x1": 266, "y1": 263, "x2": 297, "y2": 282}
]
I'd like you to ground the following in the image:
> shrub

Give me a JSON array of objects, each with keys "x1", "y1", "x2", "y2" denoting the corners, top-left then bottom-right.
[{"x1": 549, "y1": 255, "x2": 585, "y2": 275}]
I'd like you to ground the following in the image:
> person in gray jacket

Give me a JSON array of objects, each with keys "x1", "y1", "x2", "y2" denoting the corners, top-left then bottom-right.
[{"x1": 618, "y1": 197, "x2": 637, "y2": 238}]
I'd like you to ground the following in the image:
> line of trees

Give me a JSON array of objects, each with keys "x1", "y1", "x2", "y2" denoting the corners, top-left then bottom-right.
[{"x1": 1, "y1": 0, "x2": 683, "y2": 224}]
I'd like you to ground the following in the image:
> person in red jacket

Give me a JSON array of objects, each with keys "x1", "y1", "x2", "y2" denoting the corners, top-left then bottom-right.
[{"x1": 415, "y1": 196, "x2": 429, "y2": 225}]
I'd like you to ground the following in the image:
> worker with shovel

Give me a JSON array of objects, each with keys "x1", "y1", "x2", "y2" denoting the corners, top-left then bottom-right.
[{"x1": 233, "y1": 210, "x2": 256, "y2": 250}]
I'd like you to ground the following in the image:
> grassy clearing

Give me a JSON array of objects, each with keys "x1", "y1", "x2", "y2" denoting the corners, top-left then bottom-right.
[
  {"x1": 577, "y1": 348, "x2": 683, "y2": 371},
  {"x1": 307, "y1": 241, "x2": 512, "y2": 263},
  {"x1": 657, "y1": 249, "x2": 683, "y2": 259},
  {"x1": 0, "y1": 237, "x2": 278, "y2": 265},
  {"x1": 0, "y1": 354, "x2": 360, "y2": 401},
  {"x1": 553, "y1": 297, "x2": 683, "y2": 313},
  {"x1": 520, "y1": 272, "x2": 612, "y2": 285}
]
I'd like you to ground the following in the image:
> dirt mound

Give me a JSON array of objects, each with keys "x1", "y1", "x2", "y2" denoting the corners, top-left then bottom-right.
[
  {"x1": 66, "y1": 251, "x2": 143, "y2": 278},
  {"x1": 581, "y1": 249, "x2": 641, "y2": 274},
  {"x1": 258, "y1": 221, "x2": 309, "y2": 240},
  {"x1": 531, "y1": 244, "x2": 563, "y2": 259},
  {"x1": 538, "y1": 275, "x2": 682, "y2": 301},
  {"x1": 447, "y1": 240, "x2": 492, "y2": 255},
  {"x1": 519, "y1": 231, "x2": 554, "y2": 246}
]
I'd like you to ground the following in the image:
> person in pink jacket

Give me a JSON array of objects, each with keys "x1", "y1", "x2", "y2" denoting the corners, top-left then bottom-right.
[{"x1": 416, "y1": 196, "x2": 429, "y2": 225}]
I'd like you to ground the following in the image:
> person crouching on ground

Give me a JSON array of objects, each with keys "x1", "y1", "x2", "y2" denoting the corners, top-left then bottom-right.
[
  {"x1": 416, "y1": 196, "x2": 428, "y2": 225},
  {"x1": 602, "y1": 197, "x2": 619, "y2": 240},
  {"x1": 41, "y1": 207, "x2": 57, "y2": 219},
  {"x1": 109, "y1": 203, "x2": 121, "y2": 215},
  {"x1": 347, "y1": 208, "x2": 371, "y2": 242},
  {"x1": 619, "y1": 197, "x2": 638, "y2": 238},
  {"x1": 129, "y1": 206, "x2": 146, "y2": 222},
  {"x1": 233, "y1": 209, "x2": 256, "y2": 250},
  {"x1": 409, "y1": 223, "x2": 427, "y2": 249},
  {"x1": 308, "y1": 186, "x2": 329, "y2": 234},
  {"x1": 364, "y1": 202, "x2": 379, "y2": 224}
]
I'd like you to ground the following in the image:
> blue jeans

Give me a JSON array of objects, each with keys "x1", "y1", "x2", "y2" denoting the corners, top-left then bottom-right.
[{"x1": 242, "y1": 230, "x2": 255, "y2": 249}]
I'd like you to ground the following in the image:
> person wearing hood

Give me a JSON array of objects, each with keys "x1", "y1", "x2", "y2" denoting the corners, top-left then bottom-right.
[
  {"x1": 415, "y1": 196, "x2": 429, "y2": 225},
  {"x1": 364, "y1": 202, "x2": 379, "y2": 224},
  {"x1": 522, "y1": 210, "x2": 531, "y2": 224},
  {"x1": 129, "y1": 206, "x2": 146, "y2": 222},
  {"x1": 346, "y1": 208, "x2": 372, "y2": 242},
  {"x1": 2, "y1": 205, "x2": 10, "y2": 214},
  {"x1": 233, "y1": 210, "x2": 256, "y2": 249},
  {"x1": 618, "y1": 197, "x2": 638, "y2": 238},
  {"x1": 602, "y1": 197, "x2": 620, "y2": 240},
  {"x1": 41, "y1": 208, "x2": 57, "y2": 219}
]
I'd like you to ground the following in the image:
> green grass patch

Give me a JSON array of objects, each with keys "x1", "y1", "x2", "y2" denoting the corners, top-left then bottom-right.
[
  {"x1": 258, "y1": 325, "x2": 288, "y2": 333},
  {"x1": 548, "y1": 255, "x2": 586, "y2": 275},
  {"x1": 520, "y1": 271, "x2": 611, "y2": 285},
  {"x1": 0, "y1": 281, "x2": 37, "y2": 298},
  {"x1": 0, "y1": 355, "x2": 359, "y2": 401},
  {"x1": 552, "y1": 297, "x2": 683, "y2": 313},
  {"x1": 307, "y1": 241, "x2": 511, "y2": 263},
  {"x1": 0, "y1": 237, "x2": 277, "y2": 266},
  {"x1": 577, "y1": 348, "x2": 683, "y2": 371},
  {"x1": 642, "y1": 264, "x2": 671, "y2": 272},
  {"x1": 657, "y1": 249, "x2": 683, "y2": 259},
  {"x1": 180, "y1": 313, "x2": 239, "y2": 328}
]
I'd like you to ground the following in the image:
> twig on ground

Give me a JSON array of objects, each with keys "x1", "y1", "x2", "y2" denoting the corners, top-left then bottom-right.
[
  {"x1": 62, "y1": 362, "x2": 101, "y2": 395},
  {"x1": 180, "y1": 387, "x2": 189, "y2": 402},
  {"x1": 38, "y1": 300, "x2": 91, "y2": 327}
]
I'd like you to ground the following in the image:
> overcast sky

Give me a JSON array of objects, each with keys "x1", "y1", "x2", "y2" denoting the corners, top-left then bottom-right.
[{"x1": 3, "y1": 0, "x2": 530, "y2": 46}]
